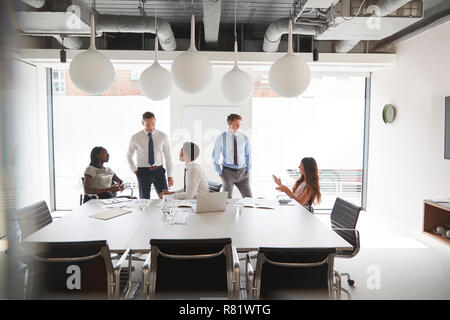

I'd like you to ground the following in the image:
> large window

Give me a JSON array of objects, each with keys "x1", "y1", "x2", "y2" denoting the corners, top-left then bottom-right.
[
  {"x1": 252, "y1": 75, "x2": 366, "y2": 210},
  {"x1": 52, "y1": 68, "x2": 170, "y2": 210}
]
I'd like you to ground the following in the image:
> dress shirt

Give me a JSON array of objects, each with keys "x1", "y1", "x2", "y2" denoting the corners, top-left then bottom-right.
[
  {"x1": 173, "y1": 162, "x2": 209, "y2": 199},
  {"x1": 127, "y1": 129, "x2": 173, "y2": 177},
  {"x1": 212, "y1": 130, "x2": 251, "y2": 176}
]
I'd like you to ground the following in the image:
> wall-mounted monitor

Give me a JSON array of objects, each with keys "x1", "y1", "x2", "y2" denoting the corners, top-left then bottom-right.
[{"x1": 446, "y1": 97, "x2": 450, "y2": 159}]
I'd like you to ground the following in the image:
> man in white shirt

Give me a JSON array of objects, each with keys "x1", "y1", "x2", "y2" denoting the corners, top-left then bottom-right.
[
  {"x1": 127, "y1": 112, "x2": 173, "y2": 199},
  {"x1": 159, "y1": 142, "x2": 209, "y2": 199}
]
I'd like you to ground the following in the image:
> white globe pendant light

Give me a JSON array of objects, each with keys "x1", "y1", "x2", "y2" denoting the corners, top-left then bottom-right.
[
  {"x1": 221, "y1": 1, "x2": 253, "y2": 104},
  {"x1": 171, "y1": 14, "x2": 212, "y2": 94},
  {"x1": 221, "y1": 43, "x2": 253, "y2": 104},
  {"x1": 69, "y1": 13, "x2": 115, "y2": 95},
  {"x1": 139, "y1": 15, "x2": 172, "y2": 100},
  {"x1": 268, "y1": 19, "x2": 311, "y2": 98}
]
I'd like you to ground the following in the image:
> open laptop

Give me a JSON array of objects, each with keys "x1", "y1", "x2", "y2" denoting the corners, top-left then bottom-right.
[{"x1": 193, "y1": 192, "x2": 228, "y2": 213}]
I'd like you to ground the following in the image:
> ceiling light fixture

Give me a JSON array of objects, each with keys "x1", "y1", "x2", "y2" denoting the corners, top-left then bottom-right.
[
  {"x1": 69, "y1": 2, "x2": 115, "y2": 95},
  {"x1": 220, "y1": 0, "x2": 253, "y2": 104},
  {"x1": 171, "y1": 1, "x2": 212, "y2": 94},
  {"x1": 139, "y1": 7, "x2": 172, "y2": 100},
  {"x1": 268, "y1": 19, "x2": 311, "y2": 98}
]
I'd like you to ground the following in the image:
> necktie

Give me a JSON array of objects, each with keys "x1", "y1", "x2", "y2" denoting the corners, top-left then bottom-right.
[
  {"x1": 233, "y1": 135, "x2": 238, "y2": 165},
  {"x1": 148, "y1": 133, "x2": 155, "y2": 165},
  {"x1": 183, "y1": 168, "x2": 187, "y2": 192}
]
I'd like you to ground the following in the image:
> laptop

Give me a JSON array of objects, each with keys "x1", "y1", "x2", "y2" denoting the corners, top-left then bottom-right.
[{"x1": 193, "y1": 192, "x2": 228, "y2": 213}]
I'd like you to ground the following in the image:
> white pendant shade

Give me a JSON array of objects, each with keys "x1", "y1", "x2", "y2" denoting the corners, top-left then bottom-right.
[
  {"x1": 269, "y1": 20, "x2": 311, "y2": 98},
  {"x1": 171, "y1": 15, "x2": 212, "y2": 94},
  {"x1": 221, "y1": 41, "x2": 253, "y2": 104},
  {"x1": 69, "y1": 13, "x2": 115, "y2": 95},
  {"x1": 139, "y1": 36, "x2": 172, "y2": 101}
]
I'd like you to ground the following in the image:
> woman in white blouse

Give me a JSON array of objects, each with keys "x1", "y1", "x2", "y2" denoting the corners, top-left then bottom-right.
[
  {"x1": 83, "y1": 146, "x2": 124, "y2": 202},
  {"x1": 158, "y1": 142, "x2": 209, "y2": 200},
  {"x1": 272, "y1": 157, "x2": 321, "y2": 212}
]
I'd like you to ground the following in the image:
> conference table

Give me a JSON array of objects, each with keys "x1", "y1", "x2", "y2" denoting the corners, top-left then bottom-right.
[{"x1": 24, "y1": 199, "x2": 352, "y2": 253}]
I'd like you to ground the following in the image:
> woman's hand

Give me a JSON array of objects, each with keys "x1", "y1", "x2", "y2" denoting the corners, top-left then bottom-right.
[
  {"x1": 276, "y1": 185, "x2": 290, "y2": 194},
  {"x1": 110, "y1": 185, "x2": 121, "y2": 192},
  {"x1": 272, "y1": 175, "x2": 282, "y2": 187}
]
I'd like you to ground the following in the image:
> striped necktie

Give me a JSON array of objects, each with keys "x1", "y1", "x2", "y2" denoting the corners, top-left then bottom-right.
[{"x1": 148, "y1": 133, "x2": 155, "y2": 165}]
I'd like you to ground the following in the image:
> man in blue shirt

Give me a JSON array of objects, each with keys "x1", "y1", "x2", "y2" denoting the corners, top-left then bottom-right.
[{"x1": 212, "y1": 113, "x2": 252, "y2": 198}]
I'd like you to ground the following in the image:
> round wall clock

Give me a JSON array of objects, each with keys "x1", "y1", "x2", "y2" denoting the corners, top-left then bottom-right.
[{"x1": 382, "y1": 104, "x2": 396, "y2": 124}]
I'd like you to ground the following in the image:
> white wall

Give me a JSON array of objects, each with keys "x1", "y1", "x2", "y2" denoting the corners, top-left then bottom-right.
[
  {"x1": 169, "y1": 66, "x2": 252, "y2": 192},
  {"x1": 368, "y1": 22, "x2": 450, "y2": 232}
]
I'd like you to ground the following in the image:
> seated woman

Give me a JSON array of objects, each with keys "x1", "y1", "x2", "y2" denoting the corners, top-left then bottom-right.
[
  {"x1": 159, "y1": 142, "x2": 209, "y2": 199},
  {"x1": 83, "y1": 146, "x2": 124, "y2": 203},
  {"x1": 272, "y1": 157, "x2": 321, "y2": 212}
]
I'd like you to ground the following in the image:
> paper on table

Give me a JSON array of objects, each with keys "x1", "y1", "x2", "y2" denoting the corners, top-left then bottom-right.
[
  {"x1": 100, "y1": 198, "x2": 132, "y2": 205},
  {"x1": 90, "y1": 208, "x2": 132, "y2": 220},
  {"x1": 170, "y1": 211, "x2": 188, "y2": 225},
  {"x1": 236, "y1": 198, "x2": 275, "y2": 209}
]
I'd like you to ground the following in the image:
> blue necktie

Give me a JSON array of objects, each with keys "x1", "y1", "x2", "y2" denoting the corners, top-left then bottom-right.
[{"x1": 148, "y1": 133, "x2": 155, "y2": 165}]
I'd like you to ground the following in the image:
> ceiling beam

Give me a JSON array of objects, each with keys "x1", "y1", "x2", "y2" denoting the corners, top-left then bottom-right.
[{"x1": 203, "y1": 0, "x2": 222, "y2": 47}]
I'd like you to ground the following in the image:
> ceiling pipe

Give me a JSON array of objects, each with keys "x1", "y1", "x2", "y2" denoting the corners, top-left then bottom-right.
[
  {"x1": 21, "y1": 0, "x2": 45, "y2": 8},
  {"x1": 335, "y1": 0, "x2": 418, "y2": 53},
  {"x1": 52, "y1": 35, "x2": 86, "y2": 49},
  {"x1": 263, "y1": 17, "x2": 317, "y2": 52},
  {"x1": 95, "y1": 14, "x2": 176, "y2": 51}
]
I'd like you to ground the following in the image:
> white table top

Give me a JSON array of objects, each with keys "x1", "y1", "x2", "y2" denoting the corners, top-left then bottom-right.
[{"x1": 24, "y1": 199, "x2": 352, "y2": 252}]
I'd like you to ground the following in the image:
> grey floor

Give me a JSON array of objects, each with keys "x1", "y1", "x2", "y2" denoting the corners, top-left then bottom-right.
[{"x1": 124, "y1": 211, "x2": 450, "y2": 300}]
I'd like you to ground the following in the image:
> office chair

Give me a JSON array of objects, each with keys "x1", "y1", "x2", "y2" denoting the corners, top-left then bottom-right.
[
  {"x1": 80, "y1": 177, "x2": 135, "y2": 205},
  {"x1": 208, "y1": 181, "x2": 222, "y2": 193},
  {"x1": 23, "y1": 240, "x2": 131, "y2": 299},
  {"x1": 14, "y1": 201, "x2": 53, "y2": 240},
  {"x1": 246, "y1": 247, "x2": 342, "y2": 300},
  {"x1": 142, "y1": 238, "x2": 240, "y2": 300},
  {"x1": 330, "y1": 197, "x2": 362, "y2": 295}
]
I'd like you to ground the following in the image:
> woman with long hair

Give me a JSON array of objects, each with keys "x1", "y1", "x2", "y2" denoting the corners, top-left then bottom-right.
[
  {"x1": 83, "y1": 146, "x2": 124, "y2": 202},
  {"x1": 272, "y1": 157, "x2": 321, "y2": 211}
]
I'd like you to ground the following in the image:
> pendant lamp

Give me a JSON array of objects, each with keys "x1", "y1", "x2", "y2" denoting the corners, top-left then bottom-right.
[
  {"x1": 69, "y1": 13, "x2": 115, "y2": 95},
  {"x1": 139, "y1": 16, "x2": 172, "y2": 100},
  {"x1": 221, "y1": 42, "x2": 253, "y2": 104},
  {"x1": 268, "y1": 19, "x2": 311, "y2": 98},
  {"x1": 221, "y1": 1, "x2": 253, "y2": 104},
  {"x1": 171, "y1": 14, "x2": 212, "y2": 94}
]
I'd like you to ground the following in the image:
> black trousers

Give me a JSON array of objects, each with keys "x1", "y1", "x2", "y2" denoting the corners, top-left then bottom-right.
[{"x1": 136, "y1": 167, "x2": 168, "y2": 199}]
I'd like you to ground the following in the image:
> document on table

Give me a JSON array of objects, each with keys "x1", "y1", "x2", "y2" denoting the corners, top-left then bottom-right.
[
  {"x1": 100, "y1": 198, "x2": 132, "y2": 205},
  {"x1": 236, "y1": 198, "x2": 276, "y2": 209},
  {"x1": 90, "y1": 208, "x2": 132, "y2": 220},
  {"x1": 170, "y1": 211, "x2": 189, "y2": 225}
]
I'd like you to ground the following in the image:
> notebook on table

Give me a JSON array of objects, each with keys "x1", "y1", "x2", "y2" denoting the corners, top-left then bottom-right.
[{"x1": 90, "y1": 208, "x2": 132, "y2": 220}]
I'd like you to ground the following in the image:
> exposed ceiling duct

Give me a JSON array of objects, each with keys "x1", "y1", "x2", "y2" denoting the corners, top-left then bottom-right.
[
  {"x1": 203, "y1": 0, "x2": 222, "y2": 46},
  {"x1": 96, "y1": 15, "x2": 177, "y2": 51},
  {"x1": 52, "y1": 34, "x2": 86, "y2": 49},
  {"x1": 332, "y1": 0, "x2": 423, "y2": 52},
  {"x1": 21, "y1": 0, "x2": 46, "y2": 8},
  {"x1": 263, "y1": 18, "x2": 317, "y2": 52},
  {"x1": 16, "y1": 2, "x2": 177, "y2": 51}
]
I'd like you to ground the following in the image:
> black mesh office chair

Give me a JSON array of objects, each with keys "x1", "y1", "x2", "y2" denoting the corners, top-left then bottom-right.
[
  {"x1": 330, "y1": 197, "x2": 362, "y2": 295},
  {"x1": 142, "y1": 238, "x2": 240, "y2": 299},
  {"x1": 23, "y1": 240, "x2": 130, "y2": 299},
  {"x1": 246, "y1": 247, "x2": 341, "y2": 300},
  {"x1": 14, "y1": 201, "x2": 53, "y2": 240},
  {"x1": 208, "y1": 181, "x2": 222, "y2": 193}
]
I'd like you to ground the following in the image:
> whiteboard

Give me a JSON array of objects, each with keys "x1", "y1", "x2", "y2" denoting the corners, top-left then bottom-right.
[{"x1": 181, "y1": 105, "x2": 241, "y2": 166}]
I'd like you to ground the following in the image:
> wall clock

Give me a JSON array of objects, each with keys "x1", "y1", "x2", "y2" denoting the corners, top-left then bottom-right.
[{"x1": 382, "y1": 104, "x2": 396, "y2": 124}]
